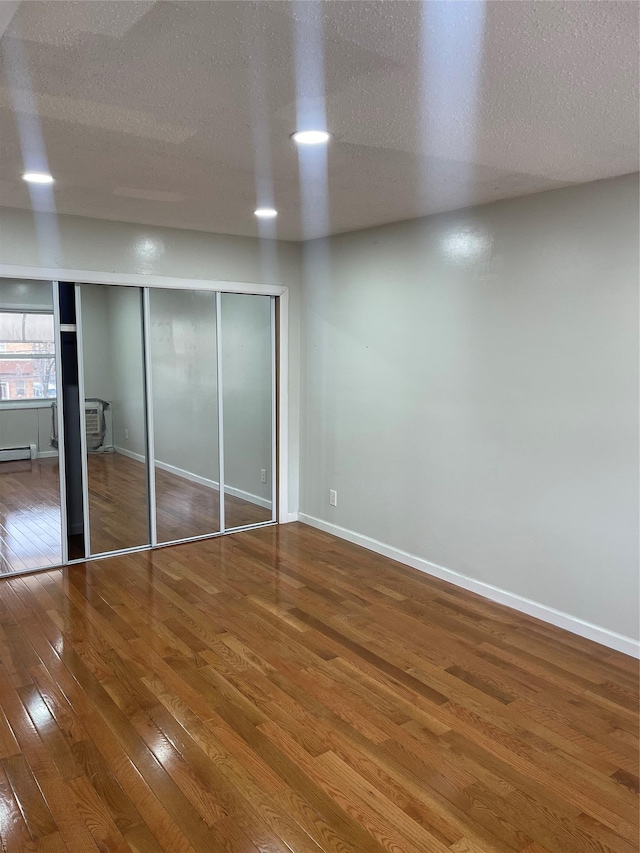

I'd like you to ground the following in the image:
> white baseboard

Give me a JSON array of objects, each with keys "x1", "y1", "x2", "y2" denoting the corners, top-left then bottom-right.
[
  {"x1": 287, "y1": 512, "x2": 299, "y2": 523},
  {"x1": 113, "y1": 445, "x2": 145, "y2": 463},
  {"x1": 298, "y1": 513, "x2": 639, "y2": 659},
  {"x1": 36, "y1": 450, "x2": 58, "y2": 459},
  {"x1": 114, "y1": 447, "x2": 271, "y2": 509},
  {"x1": 156, "y1": 457, "x2": 220, "y2": 492}
]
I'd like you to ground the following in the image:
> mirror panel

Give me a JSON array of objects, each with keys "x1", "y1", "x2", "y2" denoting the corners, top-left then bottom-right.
[
  {"x1": 0, "y1": 280, "x2": 278, "y2": 571},
  {"x1": 0, "y1": 279, "x2": 63, "y2": 572},
  {"x1": 149, "y1": 288, "x2": 220, "y2": 543},
  {"x1": 221, "y1": 293, "x2": 274, "y2": 530},
  {"x1": 78, "y1": 284, "x2": 149, "y2": 555}
]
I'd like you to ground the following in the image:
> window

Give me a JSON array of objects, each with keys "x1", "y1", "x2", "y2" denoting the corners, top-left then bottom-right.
[{"x1": 0, "y1": 312, "x2": 56, "y2": 402}]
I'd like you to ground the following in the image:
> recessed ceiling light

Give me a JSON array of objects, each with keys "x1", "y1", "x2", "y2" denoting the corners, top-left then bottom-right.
[
  {"x1": 22, "y1": 172, "x2": 54, "y2": 184},
  {"x1": 254, "y1": 208, "x2": 278, "y2": 219},
  {"x1": 291, "y1": 130, "x2": 331, "y2": 145}
]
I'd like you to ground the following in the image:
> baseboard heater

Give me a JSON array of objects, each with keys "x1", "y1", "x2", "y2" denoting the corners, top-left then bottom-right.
[{"x1": 0, "y1": 443, "x2": 37, "y2": 462}]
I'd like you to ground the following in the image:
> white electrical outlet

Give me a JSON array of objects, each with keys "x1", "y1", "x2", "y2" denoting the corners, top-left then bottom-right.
[
  {"x1": 261, "y1": 468, "x2": 267, "y2": 484},
  {"x1": 329, "y1": 489, "x2": 337, "y2": 507},
  {"x1": 125, "y1": 429, "x2": 129, "y2": 440}
]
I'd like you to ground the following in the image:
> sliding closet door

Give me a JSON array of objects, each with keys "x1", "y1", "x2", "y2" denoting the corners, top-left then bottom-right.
[
  {"x1": 148, "y1": 289, "x2": 220, "y2": 543},
  {"x1": 220, "y1": 293, "x2": 275, "y2": 530},
  {"x1": 0, "y1": 279, "x2": 63, "y2": 572},
  {"x1": 77, "y1": 284, "x2": 149, "y2": 555}
]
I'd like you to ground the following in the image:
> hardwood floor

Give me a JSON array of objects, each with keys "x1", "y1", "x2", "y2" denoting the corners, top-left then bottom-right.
[
  {"x1": 0, "y1": 522, "x2": 637, "y2": 852},
  {"x1": 0, "y1": 459, "x2": 63, "y2": 574},
  {"x1": 87, "y1": 453, "x2": 271, "y2": 553},
  {"x1": 0, "y1": 454, "x2": 272, "y2": 574}
]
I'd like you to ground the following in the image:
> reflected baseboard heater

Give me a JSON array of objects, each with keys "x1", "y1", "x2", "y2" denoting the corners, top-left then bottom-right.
[{"x1": 0, "y1": 444, "x2": 37, "y2": 462}]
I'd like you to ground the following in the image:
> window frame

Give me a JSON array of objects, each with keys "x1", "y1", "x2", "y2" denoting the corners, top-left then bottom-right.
[{"x1": 0, "y1": 307, "x2": 57, "y2": 404}]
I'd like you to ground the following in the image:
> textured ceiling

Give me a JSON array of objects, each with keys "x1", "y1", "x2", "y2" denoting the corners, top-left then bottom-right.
[{"x1": 0, "y1": 0, "x2": 638, "y2": 241}]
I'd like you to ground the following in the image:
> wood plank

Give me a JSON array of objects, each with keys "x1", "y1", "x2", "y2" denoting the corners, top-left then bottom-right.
[{"x1": 0, "y1": 522, "x2": 636, "y2": 852}]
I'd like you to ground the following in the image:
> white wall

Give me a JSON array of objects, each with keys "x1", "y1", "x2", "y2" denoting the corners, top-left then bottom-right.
[
  {"x1": 0, "y1": 209, "x2": 302, "y2": 512},
  {"x1": 78, "y1": 283, "x2": 141, "y2": 455},
  {"x1": 300, "y1": 174, "x2": 639, "y2": 646},
  {"x1": 78, "y1": 284, "x2": 114, "y2": 403},
  {"x1": 0, "y1": 279, "x2": 53, "y2": 310},
  {"x1": 0, "y1": 405, "x2": 54, "y2": 455},
  {"x1": 107, "y1": 286, "x2": 146, "y2": 458},
  {"x1": 148, "y1": 287, "x2": 219, "y2": 482}
]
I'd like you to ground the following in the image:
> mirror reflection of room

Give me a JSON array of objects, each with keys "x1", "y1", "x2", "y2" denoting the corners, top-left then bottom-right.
[
  {"x1": 0, "y1": 279, "x2": 278, "y2": 572},
  {"x1": 0, "y1": 279, "x2": 63, "y2": 573},
  {"x1": 221, "y1": 292, "x2": 274, "y2": 529},
  {"x1": 149, "y1": 288, "x2": 221, "y2": 543},
  {"x1": 78, "y1": 284, "x2": 149, "y2": 555},
  {"x1": 148, "y1": 288, "x2": 275, "y2": 542}
]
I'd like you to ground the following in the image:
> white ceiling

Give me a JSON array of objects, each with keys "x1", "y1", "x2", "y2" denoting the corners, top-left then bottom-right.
[{"x1": 0, "y1": 0, "x2": 638, "y2": 241}]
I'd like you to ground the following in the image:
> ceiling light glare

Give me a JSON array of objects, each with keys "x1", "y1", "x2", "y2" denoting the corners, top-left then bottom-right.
[
  {"x1": 22, "y1": 172, "x2": 54, "y2": 184},
  {"x1": 291, "y1": 130, "x2": 331, "y2": 145},
  {"x1": 254, "y1": 208, "x2": 278, "y2": 218}
]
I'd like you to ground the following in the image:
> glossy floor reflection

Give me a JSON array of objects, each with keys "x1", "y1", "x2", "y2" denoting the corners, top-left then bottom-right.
[
  {"x1": 0, "y1": 459, "x2": 62, "y2": 573},
  {"x1": 0, "y1": 455, "x2": 272, "y2": 573},
  {"x1": 89, "y1": 453, "x2": 272, "y2": 553},
  {"x1": 0, "y1": 523, "x2": 637, "y2": 852}
]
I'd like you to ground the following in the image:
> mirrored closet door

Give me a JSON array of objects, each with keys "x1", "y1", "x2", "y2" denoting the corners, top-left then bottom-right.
[
  {"x1": 0, "y1": 277, "x2": 278, "y2": 575},
  {"x1": 148, "y1": 288, "x2": 221, "y2": 544},
  {"x1": 0, "y1": 279, "x2": 63, "y2": 573},
  {"x1": 77, "y1": 284, "x2": 150, "y2": 556},
  {"x1": 221, "y1": 293, "x2": 275, "y2": 530}
]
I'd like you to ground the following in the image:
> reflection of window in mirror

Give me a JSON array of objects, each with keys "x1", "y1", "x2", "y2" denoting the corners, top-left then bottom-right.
[{"x1": 0, "y1": 311, "x2": 56, "y2": 402}]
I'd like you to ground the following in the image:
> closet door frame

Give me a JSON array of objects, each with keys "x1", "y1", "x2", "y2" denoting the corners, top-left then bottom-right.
[
  {"x1": 51, "y1": 280, "x2": 69, "y2": 564},
  {"x1": 215, "y1": 291, "x2": 226, "y2": 534},
  {"x1": 0, "y1": 264, "x2": 289, "y2": 573},
  {"x1": 74, "y1": 284, "x2": 92, "y2": 557},
  {"x1": 142, "y1": 288, "x2": 158, "y2": 547}
]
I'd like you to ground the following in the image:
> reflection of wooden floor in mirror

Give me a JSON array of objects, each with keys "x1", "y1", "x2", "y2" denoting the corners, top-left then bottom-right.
[
  {"x1": 89, "y1": 453, "x2": 272, "y2": 553},
  {"x1": 0, "y1": 454, "x2": 272, "y2": 574},
  {"x1": 0, "y1": 459, "x2": 63, "y2": 574}
]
